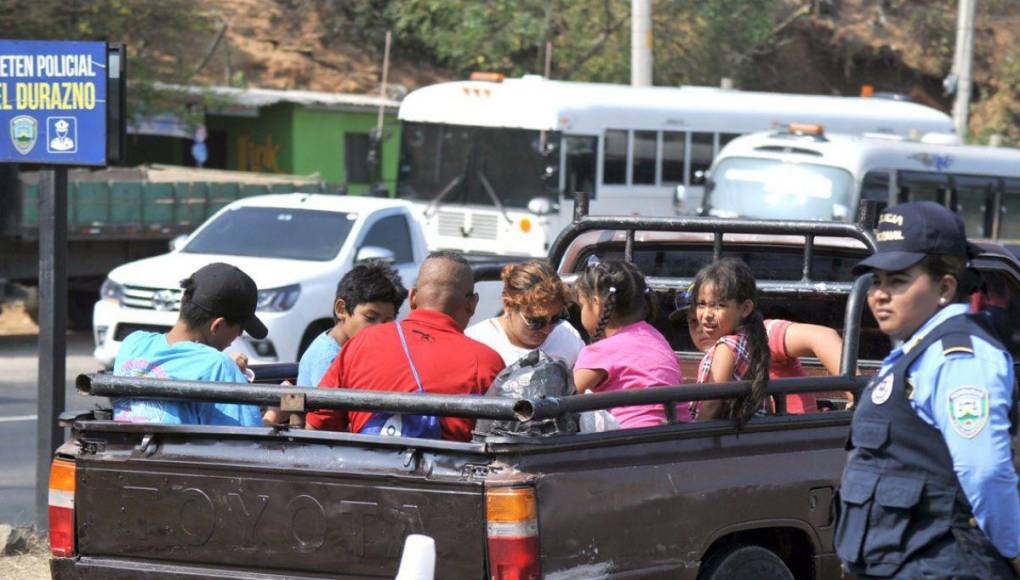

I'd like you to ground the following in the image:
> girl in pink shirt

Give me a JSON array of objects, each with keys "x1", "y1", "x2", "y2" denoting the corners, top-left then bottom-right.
[
  {"x1": 683, "y1": 307, "x2": 844, "y2": 414},
  {"x1": 573, "y1": 259, "x2": 685, "y2": 429}
]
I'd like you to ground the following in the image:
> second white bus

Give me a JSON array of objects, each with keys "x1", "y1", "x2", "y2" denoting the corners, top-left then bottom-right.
[{"x1": 702, "y1": 127, "x2": 1020, "y2": 241}]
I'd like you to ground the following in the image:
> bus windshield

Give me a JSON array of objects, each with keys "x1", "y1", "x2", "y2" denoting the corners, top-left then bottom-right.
[
  {"x1": 397, "y1": 121, "x2": 558, "y2": 209},
  {"x1": 706, "y1": 157, "x2": 855, "y2": 221}
]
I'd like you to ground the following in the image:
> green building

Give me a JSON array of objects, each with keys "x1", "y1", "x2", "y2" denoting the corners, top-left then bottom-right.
[{"x1": 127, "y1": 85, "x2": 402, "y2": 195}]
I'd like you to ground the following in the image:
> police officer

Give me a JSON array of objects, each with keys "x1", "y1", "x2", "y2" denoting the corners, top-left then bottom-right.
[{"x1": 835, "y1": 201, "x2": 1020, "y2": 578}]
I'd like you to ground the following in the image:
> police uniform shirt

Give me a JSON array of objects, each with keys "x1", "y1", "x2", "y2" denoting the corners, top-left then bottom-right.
[{"x1": 876, "y1": 303, "x2": 1020, "y2": 559}]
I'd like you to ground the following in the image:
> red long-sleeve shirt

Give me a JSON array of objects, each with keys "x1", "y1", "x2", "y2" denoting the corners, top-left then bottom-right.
[{"x1": 306, "y1": 309, "x2": 505, "y2": 441}]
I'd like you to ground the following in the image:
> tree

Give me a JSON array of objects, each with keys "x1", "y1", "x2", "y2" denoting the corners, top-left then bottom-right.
[{"x1": 0, "y1": 0, "x2": 217, "y2": 117}]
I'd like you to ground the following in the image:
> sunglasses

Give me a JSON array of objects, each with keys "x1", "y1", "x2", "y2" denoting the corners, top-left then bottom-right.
[{"x1": 518, "y1": 309, "x2": 567, "y2": 331}]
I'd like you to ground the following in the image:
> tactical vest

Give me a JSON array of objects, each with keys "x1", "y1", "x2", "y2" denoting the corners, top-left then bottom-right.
[{"x1": 835, "y1": 313, "x2": 1009, "y2": 577}]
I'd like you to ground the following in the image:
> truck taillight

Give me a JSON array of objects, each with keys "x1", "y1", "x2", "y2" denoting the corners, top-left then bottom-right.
[
  {"x1": 48, "y1": 458, "x2": 76, "y2": 557},
  {"x1": 486, "y1": 486, "x2": 540, "y2": 580}
]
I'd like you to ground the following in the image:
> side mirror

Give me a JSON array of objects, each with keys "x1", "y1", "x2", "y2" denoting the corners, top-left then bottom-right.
[
  {"x1": 527, "y1": 197, "x2": 556, "y2": 215},
  {"x1": 355, "y1": 245, "x2": 396, "y2": 264},
  {"x1": 169, "y1": 234, "x2": 188, "y2": 252}
]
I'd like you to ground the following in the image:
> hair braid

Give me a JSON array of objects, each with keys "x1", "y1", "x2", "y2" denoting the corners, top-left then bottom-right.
[
  {"x1": 734, "y1": 309, "x2": 770, "y2": 426},
  {"x1": 593, "y1": 289, "x2": 616, "y2": 341}
]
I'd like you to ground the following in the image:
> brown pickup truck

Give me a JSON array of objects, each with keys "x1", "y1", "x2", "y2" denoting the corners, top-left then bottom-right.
[{"x1": 49, "y1": 214, "x2": 1020, "y2": 579}]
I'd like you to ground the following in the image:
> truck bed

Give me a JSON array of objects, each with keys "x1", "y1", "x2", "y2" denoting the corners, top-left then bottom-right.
[
  {"x1": 61, "y1": 422, "x2": 490, "y2": 579},
  {"x1": 56, "y1": 408, "x2": 852, "y2": 579}
]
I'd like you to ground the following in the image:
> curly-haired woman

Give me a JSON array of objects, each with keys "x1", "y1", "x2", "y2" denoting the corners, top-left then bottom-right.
[{"x1": 465, "y1": 259, "x2": 584, "y2": 368}]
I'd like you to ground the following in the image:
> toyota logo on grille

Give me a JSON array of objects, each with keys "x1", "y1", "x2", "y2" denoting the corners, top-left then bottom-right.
[{"x1": 152, "y1": 290, "x2": 178, "y2": 311}]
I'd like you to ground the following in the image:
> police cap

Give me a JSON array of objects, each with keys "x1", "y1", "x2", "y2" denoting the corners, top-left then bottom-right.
[{"x1": 853, "y1": 201, "x2": 981, "y2": 275}]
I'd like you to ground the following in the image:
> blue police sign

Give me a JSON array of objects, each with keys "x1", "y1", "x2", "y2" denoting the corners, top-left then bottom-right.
[{"x1": 0, "y1": 40, "x2": 108, "y2": 166}]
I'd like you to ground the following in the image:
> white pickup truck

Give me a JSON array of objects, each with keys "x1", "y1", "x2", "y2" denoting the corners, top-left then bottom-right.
[{"x1": 92, "y1": 193, "x2": 433, "y2": 368}]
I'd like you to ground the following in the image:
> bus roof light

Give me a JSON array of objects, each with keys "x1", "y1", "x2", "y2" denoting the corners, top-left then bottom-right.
[
  {"x1": 788, "y1": 123, "x2": 825, "y2": 136},
  {"x1": 469, "y1": 72, "x2": 505, "y2": 83}
]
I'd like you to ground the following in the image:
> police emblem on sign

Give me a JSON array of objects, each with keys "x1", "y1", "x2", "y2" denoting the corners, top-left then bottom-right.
[
  {"x1": 10, "y1": 115, "x2": 37, "y2": 155},
  {"x1": 871, "y1": 374, "x2": 894, "y2": 405},
  {"x1": 948, "y1": 386, "x2": 990, "y2": 438}
]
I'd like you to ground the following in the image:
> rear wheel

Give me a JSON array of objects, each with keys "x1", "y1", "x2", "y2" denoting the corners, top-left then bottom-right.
[{"x1": 698, "y1": 544, "x2": 794, "y2": 580}]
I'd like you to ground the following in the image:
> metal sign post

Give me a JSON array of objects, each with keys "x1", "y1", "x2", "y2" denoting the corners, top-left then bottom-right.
[
  {"x1": 0, "y1": 39, "x2": 125, "y2": 530},
  {"x1": 35, "y1": 167, "x2": 68, "y2": 529}
]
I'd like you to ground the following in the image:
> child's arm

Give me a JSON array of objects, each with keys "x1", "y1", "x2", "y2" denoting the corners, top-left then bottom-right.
[
  {"x1": 697, "y1": 344, "x2": 737, "y2": 420},
  {"x1": 574, "y1": 368, "x2": 608, "y2": 394},
  {"x1": 783, "y1": 323, "x2": 843, "y2": 376}
]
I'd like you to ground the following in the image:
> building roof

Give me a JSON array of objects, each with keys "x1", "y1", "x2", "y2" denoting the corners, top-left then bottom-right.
[{"x1": 154, "y1": 82, "x2": 401, "y2": 112}]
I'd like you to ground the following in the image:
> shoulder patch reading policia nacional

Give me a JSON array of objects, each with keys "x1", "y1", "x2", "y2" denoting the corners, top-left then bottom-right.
[{"x1": 947, "y1": 386, "x2": 990, "y2": 438}]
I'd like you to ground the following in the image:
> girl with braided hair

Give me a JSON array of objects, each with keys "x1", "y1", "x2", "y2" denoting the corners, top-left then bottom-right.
[
  {"x1": 687, "y1": 258, "x2": 771, "y2": 425},
  {"x1": 573, "y1": 258, "x2": 686, "y2": 429}
]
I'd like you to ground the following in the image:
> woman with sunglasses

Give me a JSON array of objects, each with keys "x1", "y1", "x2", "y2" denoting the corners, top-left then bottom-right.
[{"x1": 465, "y1": 260, "x2": 585, "y2": 368}]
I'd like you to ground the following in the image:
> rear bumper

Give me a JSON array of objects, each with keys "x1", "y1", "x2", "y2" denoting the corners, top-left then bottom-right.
[{"x1": 51, "y1": 556, "x2": 378, "y2": 579}]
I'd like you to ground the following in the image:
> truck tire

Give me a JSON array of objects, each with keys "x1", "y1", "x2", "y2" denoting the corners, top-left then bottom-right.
[
  {"x1": 68, "y1": 289, "x2": 97, "y2": 331},
  {"x1": 298, "y1": 319, "x2": 334, "y2": 360},
  {"x1": 698, "y1": 545, "x2": 794, "y2": 580}
]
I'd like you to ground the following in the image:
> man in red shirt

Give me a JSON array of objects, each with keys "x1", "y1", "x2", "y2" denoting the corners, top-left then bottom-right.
[{"x1": 306, "y1": 251, "x2": 505, "y2": 441}]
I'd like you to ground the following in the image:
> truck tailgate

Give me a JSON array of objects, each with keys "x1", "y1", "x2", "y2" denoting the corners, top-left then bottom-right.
[{"x1": 70, "y1": 426, "x2": 488, "y2": 578}]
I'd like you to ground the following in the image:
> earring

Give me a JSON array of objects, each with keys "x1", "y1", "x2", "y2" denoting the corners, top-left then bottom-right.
[{"x1": 939, "y1": 298, "x2": 947, "y2": 305}]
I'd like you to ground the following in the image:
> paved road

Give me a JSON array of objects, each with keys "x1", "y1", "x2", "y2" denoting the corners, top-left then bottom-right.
[{"x1": 0, "y1": 333, "x2": 104, "y2": 526}]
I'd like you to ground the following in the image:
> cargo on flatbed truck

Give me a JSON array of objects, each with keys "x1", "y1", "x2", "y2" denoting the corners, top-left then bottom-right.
[
  {"x1": 0, "y1": 164, "x2": 330, "y2": 329},
  {"x1": 48, "y1": 210, "x2": 1020, "y2": 579}
]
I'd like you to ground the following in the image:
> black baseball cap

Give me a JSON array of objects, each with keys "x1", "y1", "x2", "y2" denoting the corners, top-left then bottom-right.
[
  {"x1": 667, "y1": 283, "x2": 695, "y2": 322},
  {"x1": 186, "y1": 263, "x2": 268, "y2": 339},
  {"x1": 852, "y1": 201, "x2": 981, "y2": 276}
]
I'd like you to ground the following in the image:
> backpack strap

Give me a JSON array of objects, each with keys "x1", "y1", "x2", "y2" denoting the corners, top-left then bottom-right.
[{"x1": 395, "y1": 321, "x2": 425, "y2": 394}]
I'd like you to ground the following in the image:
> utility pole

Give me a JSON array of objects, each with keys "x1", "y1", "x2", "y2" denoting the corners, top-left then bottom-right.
[
  {"x1": 631, "y1": 0, "x2": 652, "y2": 86},
  {"x1": 951, "y1": 0, "x2": 977, "y2": 139}
]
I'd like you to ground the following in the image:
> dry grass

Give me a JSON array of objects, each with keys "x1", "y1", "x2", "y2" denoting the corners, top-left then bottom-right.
[
  {"x1": 0, "y1": 302, "x2": 38, "y2": 336},
  {"x1": 0, "y1": 532, "x2": 50, "y2": 580}
]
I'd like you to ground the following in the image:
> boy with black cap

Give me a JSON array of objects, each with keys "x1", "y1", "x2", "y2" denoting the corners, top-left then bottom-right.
[
  {"x1": 112, "y1": 262, "x2": 268, "y2": 426},
  {"x1": 834, "y1": 201, "x2": 1020, "y2": 578}
]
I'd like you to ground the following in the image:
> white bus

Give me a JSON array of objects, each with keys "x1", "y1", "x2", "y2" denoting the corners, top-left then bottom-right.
[
  {"x1": 702, "y1": 127, "x2": 1020, "y2": 241},
  {"x1": 396, "y1": 74, "x2": 955, "y2": 257}
]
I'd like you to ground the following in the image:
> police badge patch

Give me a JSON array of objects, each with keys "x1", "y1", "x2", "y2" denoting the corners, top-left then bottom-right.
[
  {"x1": 10, "y1": 115, "x2": 37, "y2": 155},
  {"x1": 947, "y1": 386, "x2": 990, "y2": 438},
  {"x1": 871, "y1": 374, "x2": 894, "y2": 405}
]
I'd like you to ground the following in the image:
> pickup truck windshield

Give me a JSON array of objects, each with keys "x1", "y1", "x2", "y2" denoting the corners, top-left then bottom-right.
[
  {"x1": 183, "y1": 207, "x2": 357, "y2": 261},
  {"x1": 708, "y1": 157, "x2": 854, "y2": 221}
]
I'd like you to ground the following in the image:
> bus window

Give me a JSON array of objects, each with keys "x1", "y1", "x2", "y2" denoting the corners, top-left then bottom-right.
[
  {"x1": 690, "y1": 132, "x2": 714, "y2": 185},
  {"x1": 719, "y1": 133, "x2": 741, "y2": 150},
  {"x1": 633, "y1": 131, "x2": 656, "y2": 185},
  {"x1": 897, "y1": 171, "x2": 949, "y2": 205},
  {"x1": 952, "y1": 175, "x2": 996, "y2": 238},
  {"x1": 662, "y1": 131, "x2": 685, "y2": 184},
  {"x1": 999, "y1": 179, "x2": 1020, "y2": 240},
  {"x1": 603, "y1": 129, "x2": 627, "y2": 185},
  {"x1": 564, "y1": 136, "x2": 597, "y2": 197}
]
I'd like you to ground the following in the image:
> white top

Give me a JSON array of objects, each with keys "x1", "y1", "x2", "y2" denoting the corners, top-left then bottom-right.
[
  {"x1": 399, "y1": 76, "x2": 954, "y2": 137},
  {"x1": 465, "y1": 317, "x2": 585, "y2": 368}
]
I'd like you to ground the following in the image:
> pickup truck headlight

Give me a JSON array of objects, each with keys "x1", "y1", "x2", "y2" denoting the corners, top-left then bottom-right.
[
  {"x1": 99, "y1": 278, "x2": 125, "y2": 305},
  {"x1": 256, "y1": 284, "x2": 301, "y2": 312}
]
